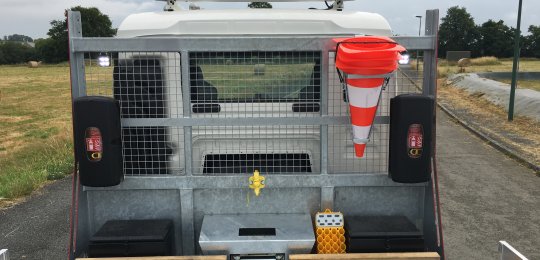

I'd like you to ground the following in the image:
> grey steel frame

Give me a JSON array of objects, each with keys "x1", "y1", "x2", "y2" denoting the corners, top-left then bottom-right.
[{"x1": 67, "y1": 9, "x2": 442, "y2": 259}]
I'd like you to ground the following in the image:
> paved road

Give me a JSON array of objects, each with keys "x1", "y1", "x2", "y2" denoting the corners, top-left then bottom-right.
[
  {"x1": 0, "y1": 177, "x2": 71, "y2": 260},
  {"x1": 0, "y1": 111, "x2": 539, "y2": 260},
  {"x1": 437, "y1": 111, "x2": 539, "y2": 259}
]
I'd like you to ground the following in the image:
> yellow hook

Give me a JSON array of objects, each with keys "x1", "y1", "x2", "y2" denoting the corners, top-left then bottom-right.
[{"x1": 248, "y1": 170, "x2": 265, "y2": 196}]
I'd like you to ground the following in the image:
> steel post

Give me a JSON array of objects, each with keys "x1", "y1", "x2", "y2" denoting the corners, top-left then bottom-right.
[
  {"x1": 416, "y1": 15, "x2": 422, "y2": 72},
  {"x1": 508, "y1": 0, "x2": 523, "y2": 121}
]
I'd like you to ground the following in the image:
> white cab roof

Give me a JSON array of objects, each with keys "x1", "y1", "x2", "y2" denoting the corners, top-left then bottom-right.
[{"x1": 117, "y1": 9, "x2": 392, "y2": 37}]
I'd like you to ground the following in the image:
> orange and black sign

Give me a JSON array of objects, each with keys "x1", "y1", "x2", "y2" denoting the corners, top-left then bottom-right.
[{"x1": 407, "y1": 124, "x2": 423, "y2": 158}]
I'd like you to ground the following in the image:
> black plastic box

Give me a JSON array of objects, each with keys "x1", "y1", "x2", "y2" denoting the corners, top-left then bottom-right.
[
  {"x1": 389, "y1": 94, "x2": 434, "y2": 183},
  {"x1": 88, "y1": 220, "x2": 174, "y2": 257},
  {"x1": 345, "y1": 216, "x2": 425, "y2": 253},
  {"x1": 73, "y1": 96, "x2": 123, "y2": 187}
]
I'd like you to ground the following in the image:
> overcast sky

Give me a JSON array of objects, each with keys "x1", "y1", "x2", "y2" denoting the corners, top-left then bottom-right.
[{"x1": 1, "y1": 0, "x2": 539, "y2": 39}]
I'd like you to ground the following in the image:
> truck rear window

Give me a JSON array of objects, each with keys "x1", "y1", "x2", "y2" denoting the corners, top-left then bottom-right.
[{"x1": 189, "y1": 51, "x2": 321, "y2": 103}]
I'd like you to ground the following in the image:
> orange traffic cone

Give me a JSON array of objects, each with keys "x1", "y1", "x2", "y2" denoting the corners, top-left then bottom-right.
[{"x1": 334, "y1": 36, "x2": 405, "y2": 158}]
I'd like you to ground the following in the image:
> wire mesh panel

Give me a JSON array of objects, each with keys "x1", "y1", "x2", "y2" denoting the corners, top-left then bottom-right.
[
  {"x1": 189, "y1": 51, "x2": 321, "y2": 118},
  {"x1": 85, "y1": 52, "x2": 183, "y2": 117},
  {"x1": 192, "y1": 125, "x2": 320, "y2": 175},
  {"x1": 84, "y1": 52, "x2": 184, "y2": 175},
  {"x1": 122, "y1": 126, "x2": 184, "y2": 175},
  {"x1": 189, "y1": 51, "x2": 322, "y2": 175},
  {"x1": 85, "y1": 52, "x2": 115, "y2": 97},
  {"x1": 327, "y1": 52, "x2": 422, "y2": 174},
  {"x1": 81, "y1": 48, "x2": 423, "y2": 176}
]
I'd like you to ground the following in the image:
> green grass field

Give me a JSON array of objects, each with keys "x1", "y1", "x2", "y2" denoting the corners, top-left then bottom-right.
[
  {"x1": 201, "y1": 63, "x2": 314, "y2": 99},
  {"x1": 0, "y1": 64, "x2": 73, "y2": 200},
  {"x1": 437, "y1": 57, "x2": 540, "y2": 75},
  {"x1": 411, "y1": 57, "x2": 540, "y2": 91}
]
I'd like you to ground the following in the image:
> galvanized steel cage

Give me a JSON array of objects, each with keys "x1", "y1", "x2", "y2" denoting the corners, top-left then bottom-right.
[{"x1": 68, "y1": 9, "x2": 443, "y2": 259}]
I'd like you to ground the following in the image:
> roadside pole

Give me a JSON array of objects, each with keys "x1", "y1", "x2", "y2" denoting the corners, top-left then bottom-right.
[{"x1": 508, "y1": 0, "x2": 523, "y2": 121}]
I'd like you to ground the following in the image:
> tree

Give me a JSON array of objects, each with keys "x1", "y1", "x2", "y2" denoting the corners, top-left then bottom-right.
[
  {"x1": 523, "y1": 25, "x2": 540, "y2": 58},
  {"x1": 37, "y1": 6, "x2": 116, "y2": 63},
  {"x1": 0, "y1": 41, "x2": 37, "y2": 64},
  {"x1": 478, "y1": 20, "x2": 514, "y2": 57},
  {"x1": 35, "y1": 38, "x2": 63, "y2": 64},
  {"x1": 4, "y1": 34, "x2": 33, "y2": 42},
  {"x1": 439, "y1": 6, "x2": 480, "y2": 57},
  {"x1": 0, "y1": 48, "x2": 6, "y2": 64},
  {"x1": 248, "y1": 2, "x2": 272, "y2": 8}
]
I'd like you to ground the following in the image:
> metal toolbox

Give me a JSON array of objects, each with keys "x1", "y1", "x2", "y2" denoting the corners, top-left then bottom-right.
[{"x1": 199, "y1": 214, "x2": 314, "y2": 258}]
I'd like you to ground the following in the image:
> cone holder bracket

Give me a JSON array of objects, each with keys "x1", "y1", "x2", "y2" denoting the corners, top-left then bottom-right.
[{"x1": 345, "y1": 73, "x2": 395, "y2": 79}]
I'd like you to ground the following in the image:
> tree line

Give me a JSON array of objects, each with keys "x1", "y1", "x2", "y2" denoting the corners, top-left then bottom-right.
[
  {"x1": 1, "y1": 5, "x2": 539, "y2": 64},
  {"x1": 439, "y1": 6, "x2": 540, "y2": 58},
  {"x1": 0, "y1": 6, "x2": 115, "y2": 65},
  {"x1": 0, "y1": 41, "x2": 38, "y2": 64}
]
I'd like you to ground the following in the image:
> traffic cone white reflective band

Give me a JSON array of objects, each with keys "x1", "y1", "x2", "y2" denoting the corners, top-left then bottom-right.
[
  {"x1": 352, "y1": 125, "x2": 371, "y2": 143},
  {"x1": 352, "y1": 124, "x2": 372, "y2": 158},
  {"x1": 346, "y1": 81, "x2": 382, "y2": 158},
  {"x1": 347, "y1": 84, "x2": 382, "y2": 108}
]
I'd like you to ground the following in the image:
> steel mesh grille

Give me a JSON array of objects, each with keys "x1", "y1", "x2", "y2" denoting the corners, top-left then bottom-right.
[
  {"x1": 192, "y1": 125, "x2": 320, "y2": 175},
  {"x1": 122, "y1": 126, "x2": 183, "y2": 175},
  {"x1": 81, "y1": 49, "x2": 422, "y2": 176},
  {"x1": 189, "y1": 51, "x2": 321, "y2": 117},
  {"x1": 85, "y1": 52, "x2": 184, "y2": 175},
  {"x1": 327, "y1": 52, "x2": 421, "y2": 173},
  {"x1": 85, "y1": 52, "x2": 184, "y2": 117},
  {"x1": 85, "y1": 52, "x2": 115, "y2": 97},
  {"x1": 189, "y1": 51, "x2": 321, "y2": 175}
]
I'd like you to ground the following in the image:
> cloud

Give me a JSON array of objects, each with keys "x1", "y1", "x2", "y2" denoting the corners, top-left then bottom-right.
[
  {"x1": 0, "y1": 0, "x2": 161, "y2": 38},
  {"x1": 1, "y1": 0, "x2": 539, "y2": 39}
]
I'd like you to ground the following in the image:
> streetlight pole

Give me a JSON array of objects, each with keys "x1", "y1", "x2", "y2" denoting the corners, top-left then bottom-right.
[
  {"x1": 416, "y1": 15, "x2": 422, "y2": 71},
  {"x1": 508, "y1": 0, "x2": 523, "y2": 121}
]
